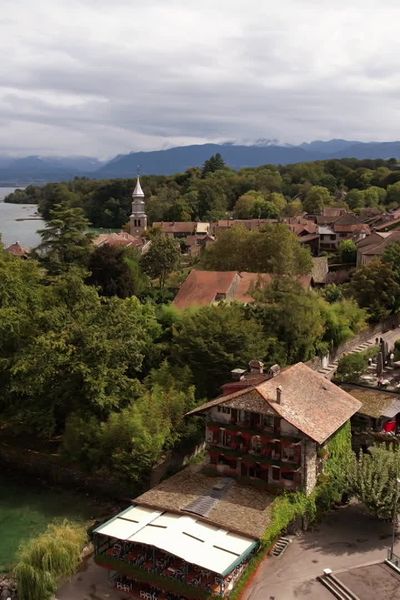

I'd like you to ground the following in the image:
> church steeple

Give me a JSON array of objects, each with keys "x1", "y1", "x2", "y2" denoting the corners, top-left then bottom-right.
[{"x1": 130, "y1": 175, "x2": 147, "y2": 236}]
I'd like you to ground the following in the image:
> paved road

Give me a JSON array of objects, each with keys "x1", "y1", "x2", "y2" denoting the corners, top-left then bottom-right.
[{"x1": 242, "y1": 501, "x2": 400, "y2": 600}]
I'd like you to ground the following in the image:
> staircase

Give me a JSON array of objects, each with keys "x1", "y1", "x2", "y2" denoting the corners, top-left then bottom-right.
[
  {"x1": 318, "y1": 339, "x2": 375, "y2": 380},
  {"x1": 270, "y1": 536, "x2": 291, "y2": 557},
  {"x1": 318, "y1": 570, "x2": 360, "y2": 600}
]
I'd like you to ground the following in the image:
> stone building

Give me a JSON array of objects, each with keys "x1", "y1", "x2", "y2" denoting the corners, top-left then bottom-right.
[
  {"x1": 129, "y1": 176, "x2": 147, "y2": 236},
  {"x1": 188, "y1": 362, "x2": 361, "y2": 494}
]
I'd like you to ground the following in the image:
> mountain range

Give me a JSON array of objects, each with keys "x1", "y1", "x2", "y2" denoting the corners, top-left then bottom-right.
[{"x1": 3, "y1": 139, "x2": 400, "y2": 185}]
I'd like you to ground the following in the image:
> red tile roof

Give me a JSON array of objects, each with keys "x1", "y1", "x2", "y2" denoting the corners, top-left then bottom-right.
[
  {"x1": 93, "y1": 231, "x2": 144, "y2": 248},
  {"x1": 173, "y1": 270, "x2": 311, "y2": 309},
  {"x1": 5, "y1": 241, "x2": 30, "y2": 257},
  {"x1": 188, "y1": 362, "x2": 361, "y2": 444}
]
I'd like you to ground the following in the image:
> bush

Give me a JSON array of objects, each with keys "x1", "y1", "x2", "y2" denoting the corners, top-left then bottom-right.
[
  {"x1": 335, "y1": 352, "x2": 368, "y2": 383},
  {"x1": 14, "y1": 520, "x2": 87, "y2": 600}
]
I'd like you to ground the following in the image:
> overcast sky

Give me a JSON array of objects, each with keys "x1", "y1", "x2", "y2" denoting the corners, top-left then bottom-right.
[{"x1": 1, "y1": 0, "x2": 400, "y2": 157}]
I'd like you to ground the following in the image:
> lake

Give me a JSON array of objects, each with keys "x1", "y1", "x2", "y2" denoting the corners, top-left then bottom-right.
[{"x1": 0, "y1": 187, "x2": 44, "y2": 248}]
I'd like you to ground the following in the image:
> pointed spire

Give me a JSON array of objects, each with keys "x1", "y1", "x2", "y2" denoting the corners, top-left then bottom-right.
[{"x1": 132, "y1": 175, "x2": 144, "y2": 198}]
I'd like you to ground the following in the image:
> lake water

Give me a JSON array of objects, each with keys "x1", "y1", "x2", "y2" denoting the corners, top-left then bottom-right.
[{"x1": 0, "y1": 187, "x2": 44, "y2": 248}]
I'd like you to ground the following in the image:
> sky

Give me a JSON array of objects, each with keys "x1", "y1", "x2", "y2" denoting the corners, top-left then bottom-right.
[{"x1": 1, "y1": 0, "x2": 400, "y2": 158}]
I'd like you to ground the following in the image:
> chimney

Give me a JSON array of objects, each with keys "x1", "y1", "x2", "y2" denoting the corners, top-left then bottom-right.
[
  {"x1": 276, "y1": 385, "x2": 283, "y2": 404},
  {"x1": 268, "y1": 364, "x2": 281, "y2": 378},
  {"x1": 249, "y1": 359, "x2": 264, "y2": 374},
  {"x1": 231, "y1": 368, "x2": 246, "y2": 381}
]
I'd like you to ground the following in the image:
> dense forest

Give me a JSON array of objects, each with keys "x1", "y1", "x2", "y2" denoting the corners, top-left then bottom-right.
[{"x1": 5, "y1": 156, "x2": 400, "y2": 228}]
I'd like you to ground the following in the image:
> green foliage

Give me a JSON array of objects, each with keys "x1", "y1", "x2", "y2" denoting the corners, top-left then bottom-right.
[
  {"x1": 201, "y1": 224, "x2": 312, "y2": 275},
  {"x1": 0, "y1": 263, "x2": 159, "y2": 435},
  {"x1": 317, "y1": 297, "x2": 367, "y2": 350},
  {"x1": 36, "y1": 204, "x2": 93, "y2": 274},
  {"x1": 383, "y1": 241, "x2": 400, "y2": 281},
  {"x1": 62, "y1": 379, "x2": 198, "y2": 482},
  {"x1": 87, "y1": 245, "x2": 149, "y2": 298},
  {"x1": 303, "y1": 185, "x2": 332, "y2": 214},
  {"x1": 201, "y1": 153, "x2": 226, "y2": 177},
  {"x1": 171, "y1": 303, "x2": 268, "y2": 397},
  {"x1": 335, "y1": 352, "x2": 369, "y2": 383},
  {"x1": 348, "y1": 259, "x2": 400, "y2": 321},
  {"x1": 141, "y1": 233, "x2": 180, "y2": 290},
  {"x1": 14, "y1": 520, "x2": 87, "y2": 600},
  {"x1": 338, "y1": 239, "x2": 357, "y2": 264},
  {"x1": 348, "y1": 446, "x2": 400, "y2": 519},
  {"x1": 249, "y1": 279, "x2": 325, "y2": 364}
]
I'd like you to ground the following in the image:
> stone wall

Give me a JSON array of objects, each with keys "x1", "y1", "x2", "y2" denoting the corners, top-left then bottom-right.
[
  {"x1": 304, "y1": 440, "x2": 317, "y2": 495},
  {"x1": 0, "y1": 575, "x2": 17, "y2": 600}
]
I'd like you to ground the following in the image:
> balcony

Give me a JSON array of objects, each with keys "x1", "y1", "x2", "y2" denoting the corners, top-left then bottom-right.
[
  {"x1": 95, "y1": 554, "x2": 214, "y2": 600},
  {"x1": 209, "y1": 444, "x2": 299, "y2": 469},
  {"x1": 207, "y1": 420, "x2": 301, "y2": 443}
]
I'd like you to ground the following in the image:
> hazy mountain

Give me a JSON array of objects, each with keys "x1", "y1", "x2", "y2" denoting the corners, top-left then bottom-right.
[
  {"x1": 94, "y1": 140, "x2": 400, "y2": 178},
  {"x1": 2, "y1": 141, "x2": 400, "y2": 184},
  {"x1": 0, "y1": 155, "x2": 103, "y2": 185}
]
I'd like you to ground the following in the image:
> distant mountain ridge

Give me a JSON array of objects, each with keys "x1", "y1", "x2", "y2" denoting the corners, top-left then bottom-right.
[{"x1": 3, "y1": 140, "x2": 400, "y2": 184}]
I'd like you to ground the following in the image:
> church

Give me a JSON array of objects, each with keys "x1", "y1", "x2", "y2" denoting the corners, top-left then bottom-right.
[{"x1": 129, "y1": 176, "x2": 148, "y2": 236}]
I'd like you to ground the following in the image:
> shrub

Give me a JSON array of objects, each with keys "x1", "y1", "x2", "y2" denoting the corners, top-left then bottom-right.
[{"x1": 14, "y1": 520, "x2": 87, "y2": 600}]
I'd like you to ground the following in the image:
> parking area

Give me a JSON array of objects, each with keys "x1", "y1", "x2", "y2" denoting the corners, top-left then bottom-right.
[{"x1": 242, "y1": 501, "x2": 400, "y2": 600}]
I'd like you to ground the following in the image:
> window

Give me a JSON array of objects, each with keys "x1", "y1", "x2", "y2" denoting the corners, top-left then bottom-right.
[
  {"x1": 217, "y1": 406, "x2": 231, "y2": 414},
  {"x1": 263, "y1": 415, "x2": 274, "y2": 430},
  {"x1": 281, "y1": 471, "x2": 295, "y2": 481},
  {"x1": 272, "y1": 466, "x2": 280, "y2": 481},
  {"x1": 282, "y1": 446, "x2": 295, "y2": 461}
]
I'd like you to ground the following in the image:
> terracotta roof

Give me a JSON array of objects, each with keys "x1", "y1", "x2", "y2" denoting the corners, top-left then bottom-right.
[
  {"x1": 173, "y1": 270, "x2": 311, "y2": 309},
  {"x1": 153, "y1": 222, "x2": 209, "y2": 235},
  {"x1": 342, "y1": 384, "x2": 400, "y2": 419},
  {"x1": 358, "y1": 230, "x2": 400, "y2": 256},
  {"x1": 134, "y1": 465, "x2": 274, "y2": 539},
  {"x1": 334, "y1": 223, "x2": 370, "y2": 234},
  {"x1": 93, "y1": 231, "x2": 144, "y2": 248},
  {"x1": 187, "y1": 363, "x2": 361, "y2": 444},
  {"x1": 173, "y1": 270, "x2": 239, "y2": 309},
  {"x1": 5, "y1": 241, "x2": 30, "y2": 257}
]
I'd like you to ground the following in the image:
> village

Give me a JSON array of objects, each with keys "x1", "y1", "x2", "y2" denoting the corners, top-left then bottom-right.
[{"x1": 3, "y1": 170, "x2": 400, "y2": 600}]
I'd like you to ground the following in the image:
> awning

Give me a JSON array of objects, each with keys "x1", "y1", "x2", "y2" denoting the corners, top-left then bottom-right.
[{"x1": 94, "y1": 505, "x2": 258, "y2": 577}]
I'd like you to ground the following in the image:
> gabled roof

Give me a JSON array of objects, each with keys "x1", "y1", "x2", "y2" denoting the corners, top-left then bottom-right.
[
  {"x1": 187, "y1": 363, "x2": 361, "y2": 444},
  {"x1": 93, "y1": 231, "x2": 144, "y2": 248},
  {"x1": 172, "y1": 270, "x2": 311, "y2": 310},
  {"x1": 153, "y1": 221, "x2": 200, "y2": 234},
  {"x1": 5, "y1": 241, "x2": 30, "y2": 257},
  {"x1": 173, "y1": 270, "x2": 238, "y2": 309}
]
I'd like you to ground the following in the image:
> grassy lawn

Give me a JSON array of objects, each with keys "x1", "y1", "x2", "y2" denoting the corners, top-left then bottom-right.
[{"x1": 0, "y1": 474, "x2": 105, "y2": 573}]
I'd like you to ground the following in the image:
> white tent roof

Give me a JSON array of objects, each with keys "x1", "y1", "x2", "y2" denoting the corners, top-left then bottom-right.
[{"x1": 94, "y1": 505, "x2": 257, "y2": 576}]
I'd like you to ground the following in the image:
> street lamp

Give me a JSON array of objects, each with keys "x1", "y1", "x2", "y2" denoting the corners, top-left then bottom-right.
[{"x1": 390, "y1": 477, "x2": 400, "y2": 560}]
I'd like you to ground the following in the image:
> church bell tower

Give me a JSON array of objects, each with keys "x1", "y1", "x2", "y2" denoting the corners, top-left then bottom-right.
[{"x1": 129, "y1": 176, "x2": 147, "y2": 236}]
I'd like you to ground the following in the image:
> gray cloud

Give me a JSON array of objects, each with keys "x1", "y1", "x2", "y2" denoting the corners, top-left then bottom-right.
[{"x1": 1, "y1": 0, "x2": 400, "y2": 157}]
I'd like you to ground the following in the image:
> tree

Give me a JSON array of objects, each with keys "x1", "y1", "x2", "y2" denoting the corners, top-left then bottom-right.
[
  {"x1": 318, "y1": 298, "x2": 367, "y2": 350},
  {"x1": 202, "y1": 224, "x2": 312, "y2": 275},
  {"x1": 348, "y1": 446, "x2": 400, "y2": 519},
  {"x1": 303, "y1": 186, "x2": 332, "y2": 214},
  {"x1": 87, "y1": 245, "x2": 148, "y2": 298},
  {"x1": 348, "y1": 259, "x2": 400, "y2": 321},
  {"x1": 36, "y1": 204, "x2": 92, "y2": 274},
  {"x1": 201, "y1": 153, "x2": 226, "y2": 176},
  {"x1": 248, "y1": 278, "x2": 325, "y2": 364},
  {"x1": 15, "y1": 520, "x2": 87, "y2": 600},
  {"x1": 171, "y1": 303, "x2": 268, "y2": 397},
  {"x1": 339, "y1": 239, "x2": 357, "y2": 264},
  {"x1": 141, "y1": 233, "x2": 180, "y2": 291},
  {"x1": 335, "y1": 352, "x2": 368, "y2": 383},
  {"x1": 6, "y1": 270, "x2": 160, "y2": 434},
  {"x1": 383, "y1": 241, "x2": 400, "y2": 281}
]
